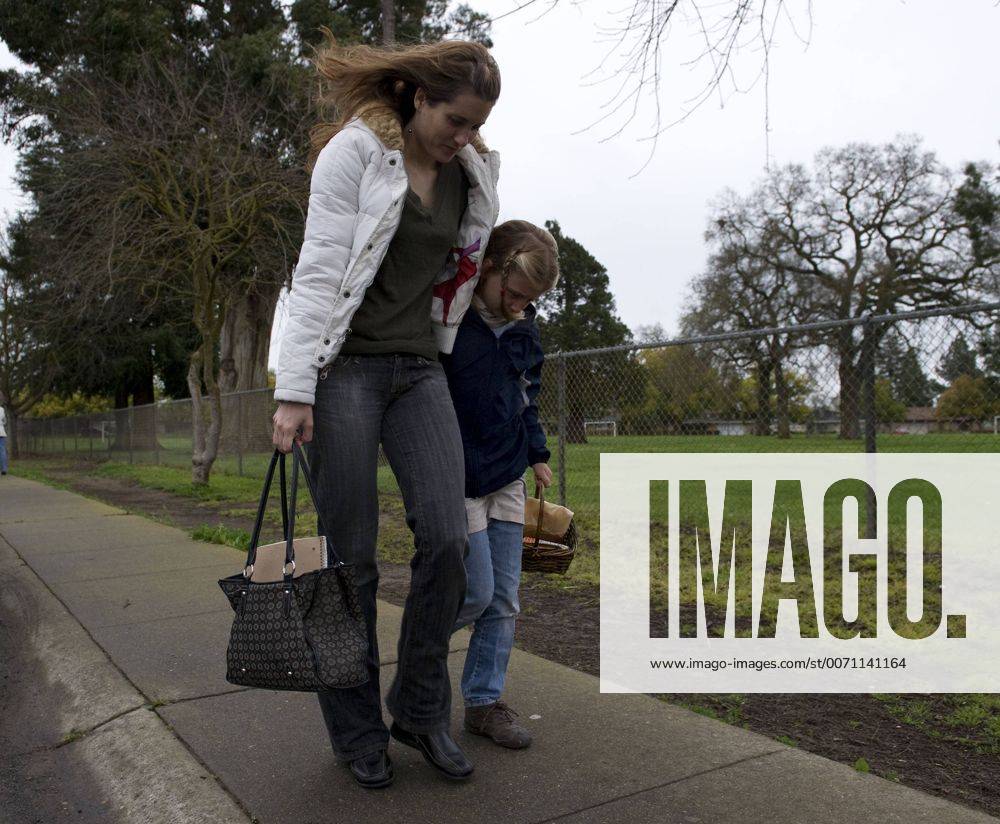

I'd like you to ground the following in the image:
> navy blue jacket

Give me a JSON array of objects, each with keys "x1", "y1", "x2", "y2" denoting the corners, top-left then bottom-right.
[{"x1": 441, "y1": 305, "x2": 550, "y2": 499}]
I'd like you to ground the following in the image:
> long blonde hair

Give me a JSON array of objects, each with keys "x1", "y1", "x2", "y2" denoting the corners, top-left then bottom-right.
[
  {"x1": 308, "y1": 33, "x2": 501, "y2": 166},
  {"x1": 484, "y1": 220, "x2": 560, "y2": 293}
]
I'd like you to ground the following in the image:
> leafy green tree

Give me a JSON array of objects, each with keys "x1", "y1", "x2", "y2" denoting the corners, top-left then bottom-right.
[
  {"x1": 622, "y1": 345, "x2": 724, "y2": 434},
  {"x1": 954, "y1": 162, "x2": 1000, "y2": 275},
  {"x1": 981, "y1": 328, "x2": 1000, "y2": 375},
  {"x1": 874, "y1": 378, "x2": 906, "y2": 425},
  {"x1": 0, "y1": 255, "x2": 57, "y2": 456},
  {"x1": 938, "y1": 334, "x2": 981, "y2": 384},
  {"x1": 535, "y1": 220, "x2": 633, "y2": 442},
  {"x1": 29, "y1": 393, "x2": 114, "y2": 420},
  {"x1": 978, "y1": 327, "x2": 1000, "y2": 406},
  {"x1": 0, "y1": 0, "x2": 301, "y2": 411},
  {"x1": 537, "y1": 220, "x2": 631, "y2": 353},
  {"x1": 936, "y1": 375, "x2": 992, "y2": 430},
  {"x1": 290, "y1": 0, "x2": 492, "y2": 49},
  {"x1": 682, "y1": 228, "x2": 816, "y2": 438},
  {"x1": 732, "y1": 371, "x2": 813, "y2": 427},
  {"x1": 878, "y1": 331, "x2": 938, "y2": 408}
]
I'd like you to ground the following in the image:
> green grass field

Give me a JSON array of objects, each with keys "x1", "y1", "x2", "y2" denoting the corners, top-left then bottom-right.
[{"x1": 18, "y1": 430, "x2": 998, "y2": 599}]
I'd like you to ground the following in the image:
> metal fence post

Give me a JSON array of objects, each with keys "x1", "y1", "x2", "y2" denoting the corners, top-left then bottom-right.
[
  {"x1": 861, "y1": 314, "x2": 878, "y2": 538},
  {"x1": 557, "y1": 355, "x2": 567, "y2": 507},
  {"x1": 237, "y1": 392, "x2": 244, "y2": 477},
  {"x1": 128, "y1": 406, "x2": 134, "y2": 465},
  {"x1": 862, "y1": 315, "x2": 877, "y2": 455}
]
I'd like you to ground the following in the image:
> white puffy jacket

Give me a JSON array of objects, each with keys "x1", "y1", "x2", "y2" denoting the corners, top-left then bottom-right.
[{"x1": 274, "y1": 108, "x2": 501, "y2": 405}]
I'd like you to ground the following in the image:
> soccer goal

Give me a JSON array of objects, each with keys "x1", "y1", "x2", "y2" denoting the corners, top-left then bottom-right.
[{"x1": 584, "y1": 420, "x2": 618, "y2": 437}]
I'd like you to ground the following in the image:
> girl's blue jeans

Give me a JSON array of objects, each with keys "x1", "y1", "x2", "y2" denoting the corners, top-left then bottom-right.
[{"x1": 453, "y1": 518, "x2": 523, "y2": 706}]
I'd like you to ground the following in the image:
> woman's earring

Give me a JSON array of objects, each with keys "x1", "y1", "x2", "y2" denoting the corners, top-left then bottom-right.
[{"x1": 406, "y1": 126, "x2": 414, "y2": 134}]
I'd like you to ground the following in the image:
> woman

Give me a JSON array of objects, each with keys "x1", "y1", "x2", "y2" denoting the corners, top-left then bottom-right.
[{"x1": 271, "y1": 37, "x2": 501, "y2": 789}]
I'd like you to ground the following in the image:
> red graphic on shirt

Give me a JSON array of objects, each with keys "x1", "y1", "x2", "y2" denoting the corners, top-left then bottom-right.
[{"x1": 434, "y1": 238, "x2": 481, "y2": 323}]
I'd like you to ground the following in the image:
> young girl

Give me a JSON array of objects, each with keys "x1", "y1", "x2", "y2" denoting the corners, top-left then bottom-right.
[
  {"x1": 271, "y1": 38, "x2": 501, "y2": 788},
  {"x1": 443, "y1": 220, "x2": 560, "y2": 749}
]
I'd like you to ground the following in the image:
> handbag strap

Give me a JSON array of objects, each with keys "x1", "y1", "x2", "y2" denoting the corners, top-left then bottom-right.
[
  {"x1": 529, "y1": 484, "x2": 545, "y2": 548},
  {"x1": 285, "y1": 454, "x2": 300, "y2": 580},
  {"x1": 286, "y1": 441, "x2": 343, "y2": 571},
  {"x1": 279, "y1": 452, "x2": 289, "y2": 540},
  {"x1": 244, "y1": 449, "x2": 284, "y2": 575},
  {"x1": 243, "y1": 444, "x2": 342, "y2": 579}
]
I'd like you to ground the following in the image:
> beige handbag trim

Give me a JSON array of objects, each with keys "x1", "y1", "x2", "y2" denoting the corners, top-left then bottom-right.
[{"x1": 249, "y1": 536, "x2": 328, "y2": 582}]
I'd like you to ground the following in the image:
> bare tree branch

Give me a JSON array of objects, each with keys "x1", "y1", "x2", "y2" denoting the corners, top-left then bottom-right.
[{"x1": 25, "y1": 52, "x2": 309, "y2": 482}]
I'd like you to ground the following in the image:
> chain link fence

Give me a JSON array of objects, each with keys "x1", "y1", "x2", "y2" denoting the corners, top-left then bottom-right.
[{"x1": 15, "y1": 303, "x2": 1000, "y2": 541}]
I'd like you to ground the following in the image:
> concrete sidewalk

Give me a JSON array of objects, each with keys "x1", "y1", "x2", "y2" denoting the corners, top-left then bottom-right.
[{"x1": 0, "y1": 474, "x2": 994, "y2": 824}]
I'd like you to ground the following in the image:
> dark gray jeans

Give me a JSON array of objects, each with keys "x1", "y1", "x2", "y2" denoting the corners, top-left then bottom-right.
[{"x1": 307, "y1": 354, "x2": 468, "y2": 760}]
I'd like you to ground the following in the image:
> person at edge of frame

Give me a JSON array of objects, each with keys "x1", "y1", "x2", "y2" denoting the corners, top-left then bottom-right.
[
  {"x1": 0, "y1": 404, "x2": 8, "y2": 476},
  {"x1": 270, "y1": 34, "x2": 501, "y2": 790},
  {"x1": 442, "y1": 219, "x2": 560, "y2": 750}
]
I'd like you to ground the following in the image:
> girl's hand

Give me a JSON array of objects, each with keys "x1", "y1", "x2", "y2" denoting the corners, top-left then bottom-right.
[
  {"x1": 532, "y1": 462, "x2": 553, "y2": 489},
  {"x1": 272, "y1": 402, "x2": 314, "y2": 454}
]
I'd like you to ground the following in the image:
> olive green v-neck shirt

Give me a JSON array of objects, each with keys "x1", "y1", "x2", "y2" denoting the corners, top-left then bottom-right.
[{"x1": 341, "y1": 158, "x2": 469, "y2": 359}]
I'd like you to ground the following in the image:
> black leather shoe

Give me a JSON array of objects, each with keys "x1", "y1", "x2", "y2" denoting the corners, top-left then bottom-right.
[
  {"x1": 389, "y1": 722, "x2": 473, "y2": 780},
  {"x1": 348, "y1": 750, "x2": 393, "y2": 789}
]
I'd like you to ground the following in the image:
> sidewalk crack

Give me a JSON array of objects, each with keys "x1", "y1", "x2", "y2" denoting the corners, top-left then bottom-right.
[
  {"x1": 531, "y1": 749, "x2": 787, "y2": 823},
  {"x1": 151, "y1": 687, "x2": 252, "y2": 708},
  {"x1": 53, "y1": 703, "x2": 150, "y2": 749}
]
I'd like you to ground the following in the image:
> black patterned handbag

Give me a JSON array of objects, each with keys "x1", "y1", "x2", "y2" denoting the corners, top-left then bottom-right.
[{"x1": 218, "y1": 443, "x2": 368, "y2": 691}]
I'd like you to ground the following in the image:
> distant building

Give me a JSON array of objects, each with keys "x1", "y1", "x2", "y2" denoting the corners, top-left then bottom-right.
[{"x1": 889, "y1": 407, "x2": 936, "y2": 435}]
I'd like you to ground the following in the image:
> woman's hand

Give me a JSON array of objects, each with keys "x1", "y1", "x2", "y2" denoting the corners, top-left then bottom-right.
[
  {"x1": 272, "y1": 402, "x2": 314, "y2": 453},
  {"x1": 532, "y1": 462, "x2": 553, "y2": 489}
]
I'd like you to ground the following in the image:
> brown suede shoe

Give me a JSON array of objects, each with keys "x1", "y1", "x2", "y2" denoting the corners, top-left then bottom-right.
[{"x1": 464, "y1": 700, "x2": 532, "y2": 749}]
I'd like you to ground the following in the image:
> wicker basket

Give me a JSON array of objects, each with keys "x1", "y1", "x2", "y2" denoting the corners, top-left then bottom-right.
[{"x1": 522, "y1": 489, "x2": 577, "y2": 575}]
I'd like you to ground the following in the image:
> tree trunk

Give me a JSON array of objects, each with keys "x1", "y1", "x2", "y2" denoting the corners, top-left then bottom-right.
[
  {"x1": 218, "y1": 289, "x2": 278, "y2": 394},
  {"x1": 836, "y1": 326, "x2": 862, "y2": 439},
  {"x1": 218, "y1": 289, "x2": 277, "y2": 459},
  {"x1": 189, "y1": 340, "x2": 223, "y2": 486},
  {"x1": 753, "y1": 359, "x2": 773, "y2": 436},
  {"x1": 566, "y1": 408, "x2": 588, "y2": 444},
  {"x1": 774, "y1": 358, "x2": 790, "y2": 439},
  {"x1": 838, "y1": 356, "x2": 862, "y2": 439},
  {"x1": 381, "y1": 0, "x2": 396, "y2": 44}
]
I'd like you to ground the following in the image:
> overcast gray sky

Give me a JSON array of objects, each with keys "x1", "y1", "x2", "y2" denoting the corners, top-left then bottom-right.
[
  {"x1": 477, "y1": 0, "x2": 999, "y2": 334},
  {"x1": 2, "y1": 0, "x2": 998, "y2": 347}
]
